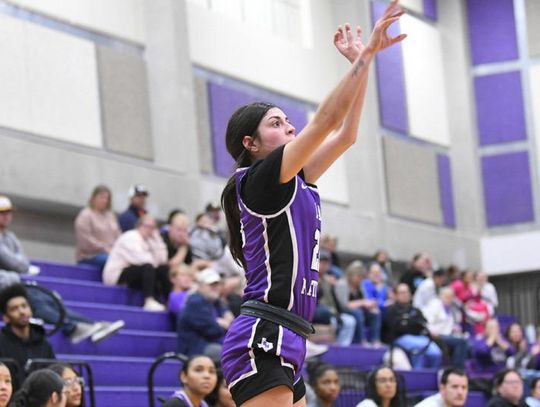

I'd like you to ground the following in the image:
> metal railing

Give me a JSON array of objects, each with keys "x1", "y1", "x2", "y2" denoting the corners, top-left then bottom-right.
[
  {"x1": 23, "y1": 281, "x2": 66, "y2": 337},
  {"x1": 147, "y1": 352, "x2": 188, "y2": 407}
]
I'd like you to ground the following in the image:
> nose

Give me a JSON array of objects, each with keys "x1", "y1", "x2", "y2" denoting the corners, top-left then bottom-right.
[{"x1": 286, "y1": 122, "x2": 296, "y2": 135}]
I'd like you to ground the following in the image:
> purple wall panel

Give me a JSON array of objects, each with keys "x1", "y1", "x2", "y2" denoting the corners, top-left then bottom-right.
[
  {"x1": 474, "y1": 71, "x2": 527, "y2": 145},
  {"x1": 423, "y1": 0, "x2": 438, "y2": 20},
  {"x1": 372, "y1": 1, "x2": 408, "y2": 133},
  {"x1": 482, "y1": 152, "x2": 534, "y2": 226},
  {"x1": 437, "y1": 154, "x2": 456, "y2": 227},
  {"x1": 466, "y1": 0, "x2": 518, "y2": 65},
  {"x1": 208, "y1": 82, "x2": 308, "y2": 178}
]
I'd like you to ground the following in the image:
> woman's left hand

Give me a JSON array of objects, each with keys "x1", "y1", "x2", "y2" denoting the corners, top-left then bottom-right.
[{"x1": 334, "y1": 23, "x2": 364, "y2": 63}]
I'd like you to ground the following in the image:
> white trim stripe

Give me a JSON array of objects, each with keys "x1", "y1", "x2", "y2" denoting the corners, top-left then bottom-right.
[
  {"x1": 228, "y1": 318, "x2": 260, "y2": 390},
  {"x1": 286, "y1": 208, "x2": 299, "y2": 311},
  {"x1": 276, "y1": 325, "x2": 283, "y2": 356},
  {"x1": 262, "y1": 218, "x2": 272, "y2": 302}
]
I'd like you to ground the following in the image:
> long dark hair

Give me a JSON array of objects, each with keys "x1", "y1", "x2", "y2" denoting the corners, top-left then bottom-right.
[
  {"x1": 220, "y1": 102, "x2": 276, "y2": 269},
  {"x1": 9, "y1": 369, "x2": 64, "y2": 407},
  {"x1": 364, "y1": 366, "x2": 406, "y2": 407}
]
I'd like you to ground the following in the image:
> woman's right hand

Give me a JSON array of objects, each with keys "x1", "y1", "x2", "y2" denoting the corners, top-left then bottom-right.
[{"x1": 365, "y1": 0, "x2": 407, "y2": 55}]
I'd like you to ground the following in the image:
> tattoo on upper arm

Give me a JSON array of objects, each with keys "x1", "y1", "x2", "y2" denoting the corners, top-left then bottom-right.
[{"x1": 353, "y1": 58, "x2": 365, "y2": 77}]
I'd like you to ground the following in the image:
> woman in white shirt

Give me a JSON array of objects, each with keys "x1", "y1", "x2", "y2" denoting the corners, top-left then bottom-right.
[{"x1": 356, "y1": 367, "x2": 405, "y2": 407}]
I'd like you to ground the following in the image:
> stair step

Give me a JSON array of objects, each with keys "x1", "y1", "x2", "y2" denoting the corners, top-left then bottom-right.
[
  {"x1": 92, "y1": 386, "x2": 177, "y2": 407},
  {"x1": 32, "y1": 260, "x2": 102, "y2": 282},
  {"x1": 50, "y1": 329, "x2": 176, "y2": 357},
  {"x1": 22, "y1": 275, "x2": 144, "y2": 306},
  {"x1": 57, "y1": 354, "x2": 182, "y2": 387},
  {"x1": 64, "y1": 300, "x2": 174, "y2": 332}
]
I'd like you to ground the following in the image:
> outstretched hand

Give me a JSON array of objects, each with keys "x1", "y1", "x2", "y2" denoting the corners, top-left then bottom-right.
[
  {"x1": 334, "y1": 0, "x2": 406, "y2": 62},
  {"x1": 366, "y1": 0, "x2": 407, "y2": 54},
  {"x1": 334, "y1": 23, "x2": 364, "y2": 64}
]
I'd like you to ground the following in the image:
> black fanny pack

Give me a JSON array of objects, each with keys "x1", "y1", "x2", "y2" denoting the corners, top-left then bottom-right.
[{"x1": 240, "y1": 300, "x2": 315, "y2": 339}]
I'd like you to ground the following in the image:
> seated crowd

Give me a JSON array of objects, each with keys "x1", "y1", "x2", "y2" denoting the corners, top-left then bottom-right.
[{"x1": 2, "y1": 185, "x2": 540, "y2": 406}]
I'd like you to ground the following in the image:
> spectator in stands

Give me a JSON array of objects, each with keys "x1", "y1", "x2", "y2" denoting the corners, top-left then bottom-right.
[
  {"x1": 321, "y1": 234, "x2": 344, "y2": 279},
  {"x1": 74, "y1": 185, "x2": 121, "y2": 270},
  {"x1": 205, "y1": 369, "x2": 235, "y2": 407},
  {"x1": 504, "y1": 322, "x2": 531, "y2": 370},
  {"x1": 413, "y1": 268, "x2": 446, "y2": 310},
  {"x1": 313, "y1": 250, "x2": 356, "y2": 346},
  {"x1": 118, "y1": 184, "x2": 149, "y2": 232},
  {"x1": 475, "y1": 271, "x2": 498, "y2": 316},
  {"x1": 373, "y1": 249, "x2": 392, "y2": 283},
  {"x1": 446, "y1": 265, "x2": 461, "y2": 283},
  {"x1": 168, "y1": 263, "x2": 195, "y2": 315},
  {"x1": 0, "y1": 196, "x2": 124, "y2": 343},
  {"x1": 451, "y1": 270, "x2": 475, "y2": 308},
  {"x1": 49, "y1": 363, "x2": 83, "y2": 407},
  {"x1": 0, "y1": 284, "x2": 55, "y2": 385},
  {"x1": 306, "y1": 363, "x2": 340, "y2": 407},
  {"x1": 103, "y1": 215, "x2": 170, "y2": 311},
  {"x1": 529, "y1": 328, "x2": 540, "y2": 369},
  {"x1": 335, "y1": 260, "x2": 381, "y2": 346},
  {"x1": 163, "y1": 355, "x2": 218, "y2": 407},
  {"x1": 357, "y1": 366, "x2": 406, "y2": 407},
  {"x1": 176, "y1": 268, "x2": 234, "y2": 359},
  {"x1": 472, "y1": 318, "x2": 514, "y2": 374},
  {"x1": 0, "y1": 362, "x2": 12, "y2": 407},
  {"x1": 414, "y1": 367, "x2": 468, "y2": 407},
  {"x1": 9, "y1": 369, "x2": 66, "y2": 407},
  {"x1": 463, "y1": 294, "x2": 490, "y2": 335},
  {"x1": 384, "y1": 283, "x2": 442, "y2": 368},
  {"x1": 400, "y1": 253, "x2": 432, "y2": 295},
  {"x1": 204, "y1": 202, "x2": 227, "y2": 243},
  {"x1": 422, "y1": 287, "x2": 468, "y2": 368},
  {"x1": 161, "y1": 212, "x2": 194, "y2": 269},
  {"x1": 487, "y1": 369, "x2": 527, "y2": 407},
  {"x1": 525, "y1": 377, "x2": 540, "y2": 407},
  {"x1": 361, "y1": 263, "x2": 385, "y2": 347},
  {"x1": 190, "y1": 213, "x2": 225, "y2": 262}
]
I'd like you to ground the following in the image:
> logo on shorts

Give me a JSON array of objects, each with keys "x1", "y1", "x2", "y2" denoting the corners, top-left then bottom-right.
[{"x1": 257, "y1": 337, "x2": 274, "y2": 352}]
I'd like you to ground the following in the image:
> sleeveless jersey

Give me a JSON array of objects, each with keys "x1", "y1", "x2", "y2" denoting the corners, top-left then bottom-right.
[{"x1": 234, "y1": 166, "x2": 321, "y2": 321}]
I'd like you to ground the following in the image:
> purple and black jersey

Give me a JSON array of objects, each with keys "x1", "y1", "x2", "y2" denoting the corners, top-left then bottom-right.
[
  {"x1": 236, "y1": 145, "x2": 321, "y2": 321},
  {"x1": 222, "y1": 145, "x2": 322, "y2": 394}
]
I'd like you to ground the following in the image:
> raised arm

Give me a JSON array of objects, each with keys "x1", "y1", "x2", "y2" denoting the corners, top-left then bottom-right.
[{"x1": 280, "y1": 1, "x2": 406, "y2": 184}]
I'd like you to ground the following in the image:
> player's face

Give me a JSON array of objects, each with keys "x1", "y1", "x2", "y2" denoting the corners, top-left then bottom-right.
[
  {"x1": 440, "y1": 374, "x2": 468, "y2": 407},
  {"x1": 375, "y1": 368, "x2": 397, "y2": 401},
  {"x1": 3, "y1": 296, "x2": 32, "y2": 328},
  {"x1": 181, "y1": 356, "x2": 217, "y2": 397},
  {"x1": 315, "y1": 369, "x2": 340, "y2": 403},
  {"x1": 254, "y1": 108, "x2": 296, "y2": 158},
  {"x1": 0, "y1": 365, "x2": 12, "y2": 407}
]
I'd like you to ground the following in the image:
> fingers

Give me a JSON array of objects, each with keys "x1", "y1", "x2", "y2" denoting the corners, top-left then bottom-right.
[
  {"x1": 345, "y1": 23, "x2": 353, "y2": 44},
  {"x1": 333, "y1": 25, "x2": 344, "y2": 44},
  {"x1": 356, "y1": 25, "x2": 363, "y2": 39},
  {"x1": 389, "y1": 33, "x2": 407, "y2": 45}
]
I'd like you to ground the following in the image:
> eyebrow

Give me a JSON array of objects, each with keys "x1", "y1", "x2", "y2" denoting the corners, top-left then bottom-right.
[{"x1": 266, "y1": 115, "x2": 289, "y2": 122}]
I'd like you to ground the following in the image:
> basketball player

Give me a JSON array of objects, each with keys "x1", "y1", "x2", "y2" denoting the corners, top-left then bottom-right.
[{"x1": 220, "y1": 2, "x2": 407, "y2": 406}]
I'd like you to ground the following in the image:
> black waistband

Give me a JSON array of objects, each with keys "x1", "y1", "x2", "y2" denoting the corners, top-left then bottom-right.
[{"x1": 240, "y1": 300, "x2": 315, "y2": 339}]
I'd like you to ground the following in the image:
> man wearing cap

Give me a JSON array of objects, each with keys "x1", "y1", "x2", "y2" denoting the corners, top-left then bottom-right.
[
  {"x1": 176, "y1": 267, "x2": 234, "y2": 359},
  {"x1": 118, "y1": 184, "x2": 149, "y2": 232}
]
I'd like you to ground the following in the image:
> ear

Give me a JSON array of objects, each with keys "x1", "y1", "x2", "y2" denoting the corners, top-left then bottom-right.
[
  {"x1": 51, "y1": 392, "x2": 59, "y2": 403},
  {"x1": 2, "y1": 314, "x2": 8, "y2": 324},
  {"x1": 242, "y1": 135, "x2": 258, "y2": 153},
  {"x1": 180, "y1": 371, "x2": 187, "y2": 385}
]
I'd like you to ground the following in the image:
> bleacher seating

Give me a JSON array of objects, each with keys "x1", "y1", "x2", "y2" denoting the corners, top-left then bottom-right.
[{"x1": 22, "y1": 260, "x2": 490, "y2": 406}]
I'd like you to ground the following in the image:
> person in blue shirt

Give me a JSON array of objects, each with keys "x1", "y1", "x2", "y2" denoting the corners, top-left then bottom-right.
[{"x1": 118, "y1": 184, "x2": 148, "y2": 232}]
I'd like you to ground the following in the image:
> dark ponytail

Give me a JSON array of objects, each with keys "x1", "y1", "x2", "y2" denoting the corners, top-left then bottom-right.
[
  {"x1": 10, "y1": 369, "x2": 64, "y2": 407},
  {"x1": 221, "y1": 102, "x2": 276, "y2": 269}
]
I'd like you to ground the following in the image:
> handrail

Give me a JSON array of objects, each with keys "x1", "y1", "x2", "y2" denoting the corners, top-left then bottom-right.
[
  {"x1": 147, "y1": 352, "x2": 188, "y2": 407},
  {"x1": 23, "y1": 281, "x2": 66, "y2": 337},
  {"x1": 26, "y1": 358, "x2": 96, "y2": 407}
]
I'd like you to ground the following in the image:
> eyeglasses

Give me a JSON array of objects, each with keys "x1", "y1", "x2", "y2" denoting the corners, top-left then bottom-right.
[
  {"x1": 376, "y1": 377, "x2": 397, "y2": 384},
  {"x1": 64, "y1": 377, "x2": 84, "y2": 388}
]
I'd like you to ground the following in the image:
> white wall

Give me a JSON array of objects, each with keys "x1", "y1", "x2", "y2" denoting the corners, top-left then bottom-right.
[
  {"x1": 481, "y1": 231, "x2": 540, "y2": 275},
  {"x1": 7, "y1": 0, "x2": 146, "y2": 44},
  {"x1": 0, "y1": 13, "x2": 102, "y2": 147}
]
